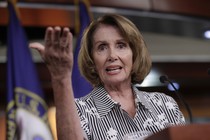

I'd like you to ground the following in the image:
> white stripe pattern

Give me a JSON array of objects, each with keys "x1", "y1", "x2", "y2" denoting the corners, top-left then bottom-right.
[{"x1": 75, "y1": 85, "x2": 185, "y2": 140}]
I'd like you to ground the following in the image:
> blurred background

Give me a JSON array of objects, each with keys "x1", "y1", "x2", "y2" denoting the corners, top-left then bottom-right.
[{"x1": 0, "y1": 0, "x2": 210, "y2": 139}]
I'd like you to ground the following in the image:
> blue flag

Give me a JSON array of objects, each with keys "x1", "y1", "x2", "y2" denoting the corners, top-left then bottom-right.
[
  {"x1": 72, "y1": 0, "x2": 93, "y2": 98},
  {"x1": 6, "y1": 1, "x2": 53, "y2": 139}
]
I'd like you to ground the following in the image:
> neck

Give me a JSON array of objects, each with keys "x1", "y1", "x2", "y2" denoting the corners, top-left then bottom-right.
[
  {"x1": 104, "y1": 83, "x2": 133, "y2": 98},
  {"x1": 104, "y1": 84, "x2": 136, "y2": 118}
]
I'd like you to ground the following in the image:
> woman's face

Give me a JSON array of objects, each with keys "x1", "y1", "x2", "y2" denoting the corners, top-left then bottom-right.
[{"x1": 92, "y1": 24, "x2": 133, "y2": 86}]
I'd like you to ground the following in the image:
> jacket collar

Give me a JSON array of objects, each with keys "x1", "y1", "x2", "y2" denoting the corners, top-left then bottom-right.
[
  {"x1": 133, "y1": 85, "x2": 153, "y2": 113},
  {"x1": 92, "y1": 85, "x2": 152, "y2": 117}
]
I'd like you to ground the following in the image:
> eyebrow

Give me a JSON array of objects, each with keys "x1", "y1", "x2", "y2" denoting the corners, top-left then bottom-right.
[
  {"x1": 95, "y1": 38, "x2": 126, "y2": 44},
  {"x1": 94, "y1": 40, "x2": 107, "y2": 46}
]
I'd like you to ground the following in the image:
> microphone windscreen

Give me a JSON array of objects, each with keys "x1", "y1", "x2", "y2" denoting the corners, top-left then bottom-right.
[{"x1": 159, "y1": 75, "x2": 168, "y2": 83}]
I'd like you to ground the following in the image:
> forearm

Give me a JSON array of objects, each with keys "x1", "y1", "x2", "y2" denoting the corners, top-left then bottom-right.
[{"x1": 52, "y1": 77, "x2": 83, "y2": 140}]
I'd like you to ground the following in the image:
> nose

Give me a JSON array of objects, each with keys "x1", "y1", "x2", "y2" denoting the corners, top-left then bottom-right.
[{"x1": 107, "y1": 48, "x2": 118, "y2": 62}]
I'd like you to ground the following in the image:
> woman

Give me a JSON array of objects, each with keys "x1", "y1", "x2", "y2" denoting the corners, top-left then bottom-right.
[{"x1": 30, "y1": 14, "x2": 185, "y2": 140}]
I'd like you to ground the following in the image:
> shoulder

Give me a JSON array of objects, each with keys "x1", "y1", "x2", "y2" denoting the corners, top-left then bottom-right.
[
  {"x1": 139, "y1": 90, "x2": 179, "y2": 110},
  {"x1": 142, "y1": 91, "x2": 176, "y2": 103},
  {"x1": 134, "y1": 86, "x2": 180, "y2": 112},
  {"x1": 138, "y1": 90, "x2": 185, "y2": 124},
  {"x1": 133, "y1": 85, "x2": 176, "y2": 103},
  {"x1": 74, "y1": 93, "x2": 94, "y2": 109}
]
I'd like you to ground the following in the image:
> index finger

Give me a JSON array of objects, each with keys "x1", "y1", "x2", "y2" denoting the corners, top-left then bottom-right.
[{"x1": 60, "y1": 27, "x2": 70, "y2": 47}]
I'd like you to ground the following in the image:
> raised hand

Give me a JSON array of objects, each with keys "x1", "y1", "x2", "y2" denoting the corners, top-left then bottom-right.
[{"x1": 30, "y1": 26, "x2": 73, "y2": 80}]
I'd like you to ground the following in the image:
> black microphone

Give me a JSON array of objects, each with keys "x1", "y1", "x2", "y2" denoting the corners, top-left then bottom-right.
[{"x1": 159, "y1": 75, "x2": 193, "y2": 123}]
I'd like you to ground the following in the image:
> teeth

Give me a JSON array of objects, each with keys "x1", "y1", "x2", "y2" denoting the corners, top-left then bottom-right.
[{"x1": 106, "y1": 67, "x2": 122, "y2": 71}]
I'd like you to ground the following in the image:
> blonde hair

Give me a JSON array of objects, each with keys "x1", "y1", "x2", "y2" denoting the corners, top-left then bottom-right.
[{"x1": 78, "y1": 14, "x2": 152, "y2": 86}]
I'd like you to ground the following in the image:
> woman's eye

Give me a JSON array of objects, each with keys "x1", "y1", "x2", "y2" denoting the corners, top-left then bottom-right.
[
  {"x1": 117, "y1": 42, "x2": 126, "y2": 49},
  {"x1": 98, "y1": 44, "x2": 107, "y2": 51}
]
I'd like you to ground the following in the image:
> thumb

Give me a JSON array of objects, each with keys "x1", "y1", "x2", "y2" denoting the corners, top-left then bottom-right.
[{"x1": 29, "y1": 42, "x2": 45, "y2": 54}]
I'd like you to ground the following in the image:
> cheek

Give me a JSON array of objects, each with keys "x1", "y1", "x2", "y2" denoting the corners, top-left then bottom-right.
[
  {"x1": 127, "y1": 53, "x2": 133, "y2": 70},
  {"x1": 93, "y1": 57, "x2": 105, "y2": 72}
]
